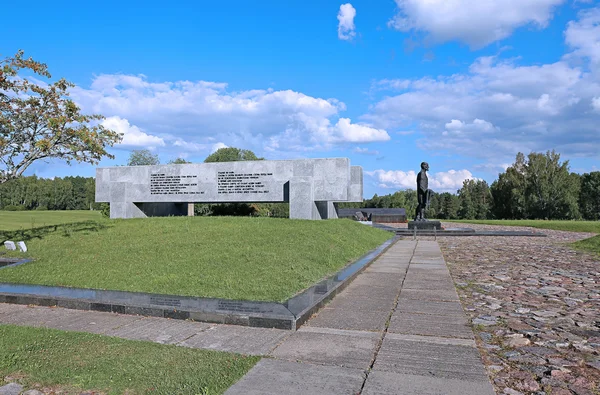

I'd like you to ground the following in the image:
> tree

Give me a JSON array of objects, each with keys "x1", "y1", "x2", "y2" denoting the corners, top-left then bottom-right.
[
  {"x1": 168, "y1": 158, "x2": 191, "y2": 164},
  {"x1": 523, "y1": 150, "x2": 580, "y2": 219},
  {"x1": 204, "y1": 147, "x2": 262, "y2": 163},
  {"x1": 491, "y1": 151, "x2": 580, "y2": 220},
  {"x1": 579, "y1": 172, "x2": 600, "y2": 220},
  {"x1": 127, "y1": 149, "x2": 159, "y2": 166},
  {"x1": 0, "y1": 50, "x2": 121, "y2": 184}
]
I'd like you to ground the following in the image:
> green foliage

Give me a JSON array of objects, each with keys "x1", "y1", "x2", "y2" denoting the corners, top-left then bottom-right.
[
  {"x1": 127, "y1": 149, "x2": 160, "y2": 166},
  {"x1": 579, "y1": 172, "x2": 600, "y2": 220},
  {"x1": 0, "y1": 324, "x2": 259, "y2": 395},
  {"x1": 0, "y1": 50, "x2": 122, "y2": 184},
  {"x1": 0, "y1": 216, "x2": 393, "y2": 302},
  {"x1": 491, "y1": 151, "x2": 580, "y2": 219},
  {"x1": 168, "y1": 158, "x2": 191, "y2": 164},
  {"x1": 100, "y1": 203, "x2": 110, "y2": 218},
  {"x1": 204, "y1": 147, "x2": 263, "y2": 163},
  {"x1": 0, "y1": 175, "x2": 99, "y2": 211},
  {"x1": 458, "y1": 179, "x2": 491, "y2": 219},
  {"x1": 3, "y1": 204, "x2": 25, "y2": 211},
  {"x1": 439, "y1": 192, "x2": 459, "y2": 219}
]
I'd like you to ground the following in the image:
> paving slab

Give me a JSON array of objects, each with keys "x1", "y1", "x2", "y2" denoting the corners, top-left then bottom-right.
[
  {"x1": 364, "y1": 265, "x2": 408, "y2": 274},
  {"x1": 402, "y1": 279, "x2": 457, "y2": 291},
  {"x1": 335, "y1": 284, "x2": 400, "y2": 302},
  {"x1": 271, "y1": 330, "x2": 379, "y2": 369},
  {"x1": 0, "y1": 305, "x2": 142, "y2": 334},
  {"x1": 324, "y1": 294, "x2": 396, "y2": 312},
  {"x1": 306, "y1": 306, "x2": 389, "y2": 331},
  {"x1": 179, "y1": 325, "x2": 291, "y2": 355},
  {"x1": 362, "y1": 371, "x2": 496, "y2": 395},
  {"x1": 225, "y1": 359, "x2": 365, "y2": 395},
  {"x1": 350, "y1": 273, "x2": 404, "y2": 289},
  {"x1": 107, "y1": 316, "x2": 211, "y2": 344},
  {"x1": 373, "y1": 337, "x2": 489, "y2": 381},
  {"x1": 396, "y1": 299, "x2": 465, "y2": 316},
  {"x1": 388, "y1": 313, "x2": 473, "y2": 339},
  {"x1": 400, "y1": 288, "x2": 459, "y2": 302}
]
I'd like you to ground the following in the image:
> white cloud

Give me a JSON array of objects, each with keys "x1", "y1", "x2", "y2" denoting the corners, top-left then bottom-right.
[
  {"x1": 564, "y1": 8, "x2": 600, "y2": 65},
  {"x1": 333, "y1": 118, "x2": 390, "y2": 142},
  {"x1": 338, "y1": 3, "x2": 357, "y2": 41},
  {"x1": 388, "y1": 0, "x2": 565, "y2": 48},
  {"x1": 70, "y1": 74, "x2": 387, "y2": 155},
  {"x1": 365, "y1": 10, "x2": 600, "y2": 165},
  {"x1": 353, "y1": 147, "x2": 380, "y2": 155},
  {"x1": 101, "y1": 116, "x2": 165, "y2": 148},
  {"x1": 211, "y1": 142, "x2": 228, "y2": 153},
  {"x1": 368, "y1": 169, "x2": 476, "y2": 192}
]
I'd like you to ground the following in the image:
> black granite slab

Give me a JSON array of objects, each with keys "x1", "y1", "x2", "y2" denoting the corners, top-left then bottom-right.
[
  {"x1": 408, "y1": 221, "x2": 442, "y2": 230},
  {"x1": 371, "y1": 223, "x2": 546, "y2": 237},
  {"x1": 0, "y1": 237, "x2": 396, "y2": 330},
  {"x1": 0, "y1": 258, "x2": 32, "y2": 269}
]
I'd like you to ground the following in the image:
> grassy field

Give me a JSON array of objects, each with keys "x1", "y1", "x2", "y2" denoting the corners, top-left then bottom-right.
[
  {"x1": 0, "y1": 216, "x2": 392, "y2": 302},
  {"x1": 448, "y1": 219, "x2": 600, "y2": 233},
  {"x1": 0, "y1": 324, "x2": 258, "y2": 395},
  {"x1": 0, "y1": 210, "x2": 102, "y2": 231}
]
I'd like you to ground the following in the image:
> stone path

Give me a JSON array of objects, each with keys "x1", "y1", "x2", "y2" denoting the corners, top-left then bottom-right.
[
  {"x1": 227, "y1": 240, "x2": 495, "y2": 394},
  {"x1": 0, "y1": 240, "x2": 496, "y2": 394}
]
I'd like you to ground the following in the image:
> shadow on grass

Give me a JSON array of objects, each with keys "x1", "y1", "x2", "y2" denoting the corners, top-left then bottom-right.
[{"x1": 0, "y1": 221, "x2": 111, "y2": 243}]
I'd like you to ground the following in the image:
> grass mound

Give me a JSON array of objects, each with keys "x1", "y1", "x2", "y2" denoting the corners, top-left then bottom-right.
[
  {"x1": 0, "y1": 217, "x2": 392, "y2": 302},
  {"x1": 0, "y1": 324, "x2": 258, "y2": 394}
]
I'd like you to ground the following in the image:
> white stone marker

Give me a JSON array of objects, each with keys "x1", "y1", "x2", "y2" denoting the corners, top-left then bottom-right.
[
  {"x1": 17, "y1": 241, "x2": 27, "y2": 252},
  {"x1": 4, "y1": 241, "x2": 16, "y2": 251}
]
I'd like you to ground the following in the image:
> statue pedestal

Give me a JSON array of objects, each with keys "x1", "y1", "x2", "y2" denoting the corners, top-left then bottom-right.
[{"x1": 408, "y1": 220, "x2": 442, "y2": 230}]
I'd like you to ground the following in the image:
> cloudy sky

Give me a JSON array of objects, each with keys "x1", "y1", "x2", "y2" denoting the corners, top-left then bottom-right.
[{"x1": 3, "y1": 0, "x2": 599, "y2": 198}]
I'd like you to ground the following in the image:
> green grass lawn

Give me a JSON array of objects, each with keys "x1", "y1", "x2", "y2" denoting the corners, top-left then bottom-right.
[
  {"x1": 0, "y1": 210, "x2": 102, "y2": 231},
  {"x1": 0, "y1": 324, "x2": 258, "y2": 395},
  {"x1": 0, "y1": 216, "x2": 392, "y2": 302},
  {"x1": 448, "y1": 219, "x2": 600, "y2": 233}
]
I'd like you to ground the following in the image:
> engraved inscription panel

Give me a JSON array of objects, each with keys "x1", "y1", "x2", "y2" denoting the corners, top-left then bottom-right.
[
  {"x1": 149, "y1": 296, "x2": 182, "y2": 307},
  {"x1": 217, "y1": 171, "x2": 273, "y2": 195},
  {"x1": 150, "y1": 173, "x2": 204, "y2": 196}
]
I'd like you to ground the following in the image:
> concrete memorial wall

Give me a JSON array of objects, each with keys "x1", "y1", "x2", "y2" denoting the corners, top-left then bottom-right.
[{"x1": 96, "y1": 158, "x2": 363, "y2": 220}]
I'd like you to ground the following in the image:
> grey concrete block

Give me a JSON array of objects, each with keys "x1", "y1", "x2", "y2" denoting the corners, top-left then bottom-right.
[
  {"x1": 107, "y1": 317, "x2": 211, "y2": 344},
  {"x1": 179, "y1": 325, "x2": 291, "y2": 356},
  {"x1": 307, "y1": 306, "x2": 389, "y2": 332},
  {"x1": 400, "y1": 288, "x2": 459, "y2": 302},
  {"x1": 362, "y1": 371, "x2": 495, "y2": 395},
  {"x1": 225, "y1": 359, "x2": 365, "y2": 395},
  {"x1": 96, "y1": 158, "x2": 362, "y2": 219},
  {"x1": 373, "y1": 337, "x2": 489, "y2": 381},
  {"x1": 387, "y1": 313, "x2": 473, "y2": 339},
  {"x1": 396, "y1": 299, "x2": 465, "y2": 316},
  {"x1": 271, "y1": 331, "x2": 379, "y2": 369}
]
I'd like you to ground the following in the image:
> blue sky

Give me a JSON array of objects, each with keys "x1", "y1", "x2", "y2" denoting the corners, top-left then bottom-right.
[{"x1": 2, "y1": 0, "x2": 599, "y2": 198}]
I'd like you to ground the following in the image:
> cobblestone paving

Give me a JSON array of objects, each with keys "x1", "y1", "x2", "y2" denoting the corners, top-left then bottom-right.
[{"x1": 435, "y1": 222, "x2": 600, "y2": 395}]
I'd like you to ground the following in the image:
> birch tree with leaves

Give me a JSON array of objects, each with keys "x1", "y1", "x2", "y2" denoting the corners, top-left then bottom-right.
[{"x1": 0, "y1": 50, "x2": 122, "y2": 184}]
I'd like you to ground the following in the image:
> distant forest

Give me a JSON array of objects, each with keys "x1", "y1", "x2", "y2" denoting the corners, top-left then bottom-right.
[{"x1": 1, "y1": 150, "x2": 598, "y2": 220}]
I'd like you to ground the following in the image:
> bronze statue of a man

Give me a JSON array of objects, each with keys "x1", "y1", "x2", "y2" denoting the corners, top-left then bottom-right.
[{"x1": 414, "y1": 162, "x2": 429, "y2": 221}]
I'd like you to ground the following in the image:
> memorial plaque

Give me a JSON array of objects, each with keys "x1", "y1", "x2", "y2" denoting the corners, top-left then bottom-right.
[
  {"x1": 4, "y1": 241, "x2": 16, "y2": 251},
  {"x1": 17, "y1": 241, "x2": 27, "y2": 252}
]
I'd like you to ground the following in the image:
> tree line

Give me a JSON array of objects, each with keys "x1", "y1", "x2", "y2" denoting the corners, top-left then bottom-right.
[{"x1": 341, "y1": 150, "x2": 599, "y2": 221}]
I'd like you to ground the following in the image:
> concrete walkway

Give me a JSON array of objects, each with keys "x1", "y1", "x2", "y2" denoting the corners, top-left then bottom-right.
[{"x1": 0, "y1": 240, "x2": 496, "y2": 394}]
